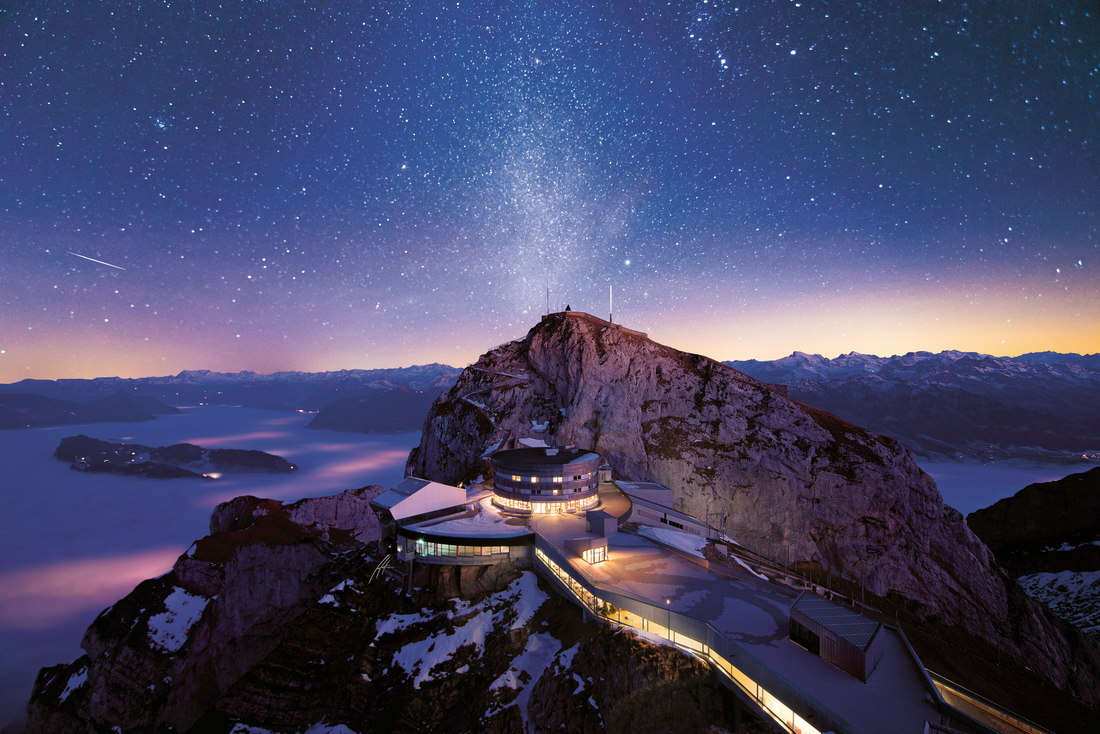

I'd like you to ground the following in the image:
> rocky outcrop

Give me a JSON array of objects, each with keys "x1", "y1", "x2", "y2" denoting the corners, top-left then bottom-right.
[
  {"x1": 25, "y1": 487, "x2": 387, "y2": 734},
  {"x1": 408, "y1": 311, "x2": 1100, "y2": 709},
  {"x1": 968, "y1": 467, "x2": 1100, "y2": 554},
  {"x1": 968, "y1": 468, "x2": 1100, "y2": 641},
  {"x1": 26, "y1": 540, "x2": 330, "y2": 734}
]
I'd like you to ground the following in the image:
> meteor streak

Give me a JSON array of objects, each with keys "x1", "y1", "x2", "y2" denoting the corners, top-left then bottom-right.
[{"x1": 68, "y1": 251, "x2": 126, "y2": 270}]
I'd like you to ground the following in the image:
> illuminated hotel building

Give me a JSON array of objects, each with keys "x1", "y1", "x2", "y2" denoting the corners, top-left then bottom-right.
[{"x1": 490, "y1": 446, "x2": 601, "y2": 514}]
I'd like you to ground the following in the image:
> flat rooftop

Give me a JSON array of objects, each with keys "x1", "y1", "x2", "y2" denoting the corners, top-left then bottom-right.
[
  {"x1": 404, "y1": 491, "x2": 530, "y2": 538},
  {"x1": 491, "y1": 446, "x2": 600, "y2": 469},
  {"x1": 580, "y1": 531, "x2": 942, "y2": 733},
  {"x1": 793, "y1": 591, "x2": 882, "y2": 651}
]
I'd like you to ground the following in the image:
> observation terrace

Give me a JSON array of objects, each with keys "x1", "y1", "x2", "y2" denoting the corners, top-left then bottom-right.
[{"x1": 380, "y1": 476, "x2": 1046, "y2": 734}]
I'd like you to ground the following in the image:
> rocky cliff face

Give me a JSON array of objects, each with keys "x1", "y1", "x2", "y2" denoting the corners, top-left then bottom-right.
[{"x1": 408, "y1": 311, "x2": 1100, "y2": 708}]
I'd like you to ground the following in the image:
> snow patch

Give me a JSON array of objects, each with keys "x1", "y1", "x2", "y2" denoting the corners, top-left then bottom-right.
[
  {"x1": 731, "y1": 554, "x2": 769, "y2": 581},
  {"x1": 518, "y1": 437, "x2": 548, "y2": 448},
  {"x1": 385, "y1": 572, "x2": 548, "y2": 689},
  {"x1": 318, "y1": 594, "x2": 338, "y2": 606},
  {"x1": 1017, "y1": 570, "x2": 1100, "y2": 634},
  {"x1": 637, "y1": 526, "x2": 707, "y2": 557},
  {"x1": 58, "y1": 665, "x2": 88, "y2": 703},
  {"x1": 487, "y1": 632, "x2": 562, "y2": 729},
  {"x1": 375, "y1": 609, "x2": 433, "y2": 637},
  {"x1": 146, "y1": 587, "x2": 208, "y2": 653}
]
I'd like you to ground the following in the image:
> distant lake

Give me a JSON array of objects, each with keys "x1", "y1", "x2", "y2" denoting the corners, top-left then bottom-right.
[{"x1": 0, "y1": 406, "x2": 420, "y2": 731}]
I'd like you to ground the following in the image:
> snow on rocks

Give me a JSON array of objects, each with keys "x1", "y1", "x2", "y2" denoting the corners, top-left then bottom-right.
[
  {"x1": 146, "y1": 587, "x2": 209, "y2": 653},
  {"x1": 485, "y1": 632, "x2": 564, "y2": 728},
  {"x1": 230, "y1": 723, "x2": 359, "y2": 734},
  {"x1": 377, "y1": 572, "x2": 548, "y2": 689},
  {"x1": 58, "y1": 665, "x2": 88, "y2": 703},
  {"x1": 1017, "y1": 570, "x2": 1100, "y2": 636}
]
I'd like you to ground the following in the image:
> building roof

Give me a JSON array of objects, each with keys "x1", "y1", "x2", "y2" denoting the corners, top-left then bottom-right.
[
  {"x1": 791, "y1": 591, "x2": 883, "y2": 651},
  {"x1": 490, "y1": 446, "x2": 599, "y2": 469},
  {"x1": 370, "y1": 477, "x2": 466, "y2": 522}
]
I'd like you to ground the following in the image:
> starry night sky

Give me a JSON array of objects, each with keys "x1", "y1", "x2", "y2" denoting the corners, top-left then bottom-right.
[{"x1": 2, "y1": 1, "x2": 1097, "y2": 380}]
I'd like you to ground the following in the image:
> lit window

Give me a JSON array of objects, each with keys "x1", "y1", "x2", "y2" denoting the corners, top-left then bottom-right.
[
  {"x1": 531, "y1": 476, "x2": 539, "y2": 483},
  {"x1": 512, "y1": 475, "x2": 521, "y2": 481},
  {"x1": 553, "y1": 476, "x2": 563, "y2": 482}
]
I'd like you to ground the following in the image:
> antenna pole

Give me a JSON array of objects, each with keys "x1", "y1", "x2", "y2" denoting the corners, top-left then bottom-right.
[{"x1": 609, "y1": 285, "x2": 613, "y2": 323}]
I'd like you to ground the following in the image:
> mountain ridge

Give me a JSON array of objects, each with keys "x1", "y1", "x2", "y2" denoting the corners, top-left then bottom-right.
[{"x1": 726, "y1": 350, "x2": 1100, "y2": 461}]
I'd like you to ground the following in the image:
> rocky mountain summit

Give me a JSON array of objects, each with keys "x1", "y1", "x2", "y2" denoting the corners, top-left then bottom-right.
[
  {"x1": 409, "y1": 311, "x2": 1100, "y2": 711},
  {"x1": 726, "y1": 350, "x2": 1100, "y2": 462},
  {"x1": 25, "y1": 486, "x2": 746, "y2": 734},
  {"x1": 54, "y1": 434, "x2": 298, "y2": 477}
]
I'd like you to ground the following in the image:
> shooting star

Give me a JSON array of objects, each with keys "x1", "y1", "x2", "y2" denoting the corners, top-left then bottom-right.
[{"x1": 68, "y1": 251, "x2": 126, "y2": 270}]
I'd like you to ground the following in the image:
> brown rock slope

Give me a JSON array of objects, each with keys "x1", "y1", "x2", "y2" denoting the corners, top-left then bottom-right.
[{"x1": 408, "y1": 311, "x2": 1100, "y2": 710}]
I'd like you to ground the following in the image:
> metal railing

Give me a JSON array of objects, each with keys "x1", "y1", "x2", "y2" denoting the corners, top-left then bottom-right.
[
  {"x1": 928, "y1": 671, "x2": 1055, "y2": 734},
  {"x1": 532, "y1": 536, "x2": 859, "y2": 734}
]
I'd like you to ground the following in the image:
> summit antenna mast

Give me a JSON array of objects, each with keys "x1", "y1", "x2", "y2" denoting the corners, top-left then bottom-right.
[{"x1": 609, "y1": 284, "x2": 613, "y2": 323}]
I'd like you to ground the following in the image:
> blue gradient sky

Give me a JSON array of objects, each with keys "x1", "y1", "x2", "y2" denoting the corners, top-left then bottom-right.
[{"x1": 2, "y1": 1, "x2": 1097, "y2": 380}]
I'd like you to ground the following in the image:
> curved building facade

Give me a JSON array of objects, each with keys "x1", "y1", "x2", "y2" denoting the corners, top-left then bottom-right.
[{"x1": 491, "y1": 446, "x2": 601, "y2": 514}]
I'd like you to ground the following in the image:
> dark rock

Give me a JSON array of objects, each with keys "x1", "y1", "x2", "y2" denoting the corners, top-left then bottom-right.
[
  {"x1": 54, "y1": 435, "x2": 297, "y2": 478},
  {"x1": 968, "y1": 467, "x2": 1100, "y2": 553},
  {"x1": 306, "y1": 386, "x2": 442, "y2": 433},
  {"x1": 0, "y1": 391, "x2": 174, "y2": 429}
]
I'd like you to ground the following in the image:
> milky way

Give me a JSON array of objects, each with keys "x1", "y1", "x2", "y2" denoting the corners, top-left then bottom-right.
[{"x1": 2, "y1": 1, "x2": 1097, "y2": 379}]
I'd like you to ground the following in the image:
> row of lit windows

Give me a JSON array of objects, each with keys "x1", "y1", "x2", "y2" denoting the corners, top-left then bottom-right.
[
  {"x1": 507, "y1": 473, "x2": 593, "y2": 483},
  {"x1": 411, "y1": 540, "x2": 509, "y2": 557},
  {"x1": 494, "y1": 495, "x2": 599, "y2": 513},
  {"x1": 505, "y1": 485, "x2": 594, "y2": 496}
]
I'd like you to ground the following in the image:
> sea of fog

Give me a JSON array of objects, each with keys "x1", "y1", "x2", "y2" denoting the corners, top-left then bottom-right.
[
  {"x1": 0, "y1": 407, "x2": 1095, "y2": 730},
  {"x1": 0, "y1": 406, "x2": 420, "y2": 732}
]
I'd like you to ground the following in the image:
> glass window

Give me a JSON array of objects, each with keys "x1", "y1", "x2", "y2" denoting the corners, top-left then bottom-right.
[
  {"x1": 531, "y1": 476, "x2": 539, "y2": 483},
  {"x1": 553, "y1": 476, "x2": 563, "y2": 482}
]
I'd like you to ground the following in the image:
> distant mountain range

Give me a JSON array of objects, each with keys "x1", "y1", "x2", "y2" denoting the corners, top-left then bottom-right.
[
  {"x1": 726, "y1": 351, "x2": 1100, "y2": 462},
  {"x1": 0, "y1": 365, "x2": 461, "y2": 431}
]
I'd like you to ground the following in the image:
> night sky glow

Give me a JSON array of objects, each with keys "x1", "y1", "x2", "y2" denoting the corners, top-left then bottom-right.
[{"x1": 2, "y1": 1, "x2": 1098, "y2": 380}]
